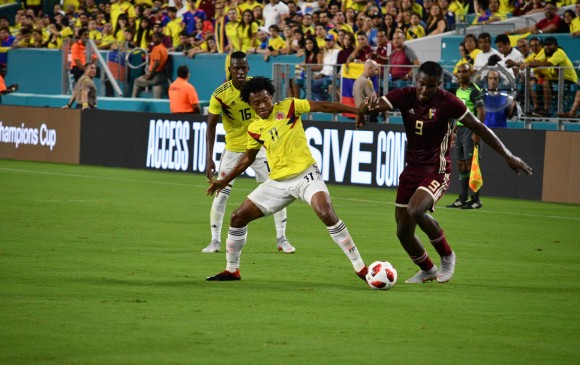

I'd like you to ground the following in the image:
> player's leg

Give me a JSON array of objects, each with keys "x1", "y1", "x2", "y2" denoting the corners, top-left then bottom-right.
[
  {"x1": 251, "y1": 153, "x2": 295, "y2": 253},
  {"x1": 202, "y1": 151, "x2": 240, "y2": 253},
  {"x1": 300, "y1": 166, "x2": 367, "y2": 281},
  {"x1": 406, "y1": 188, "x2": 456, "y2": 283},
  {"x1": 206, "y1": 198, "x2": 264, "y2": 281},
  {"x1": 395, "y1": 204, "x2": 438, "y2": 283}
]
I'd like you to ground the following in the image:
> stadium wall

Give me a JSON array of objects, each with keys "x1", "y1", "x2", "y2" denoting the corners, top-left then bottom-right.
[{"x1": 1, "y1": 106, "x2": 576, "y2": 204}]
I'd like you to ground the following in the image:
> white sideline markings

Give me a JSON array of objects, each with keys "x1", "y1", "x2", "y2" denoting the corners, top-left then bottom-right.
[{"x1": 2, "y1": 167, "x2": 579, "y2": 222}]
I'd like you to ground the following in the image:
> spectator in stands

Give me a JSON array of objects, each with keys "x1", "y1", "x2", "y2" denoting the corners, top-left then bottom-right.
[
  {"x1": 382, "y1": 13, "x2": 397, "y2": 40},
  {"x1": 572, "y1": 2, "x2": 580, "y2": 37},
  {"x1": 134, "y1": 17, "x2": 152, "y2": 49},
  {"x1": 336, "y1": 31, "x2": 355, "y2": 65},
  {"x1": 453, "y1": 34, "x2": 481, "y2": 75},
  {"x1": 510, "y1": 2, "x2": 566, "y2": 34},
  {"x1": 474, "y1": 32, "x2": 501, "y2": 71},
  {"x1": 311, "y1": 33, "x2": 340, "y2": 101},
  {"x1": 522, "y1": 36, "x2": 578, "y2": 116},
  {"x1": 484, "y1": 69, "x2": 516, "y2": 127},
  {"x1": 314, "y1": 23, "x2": 327, "y2": 48},
  {"x1": 289, "y1": 28, "x2": 306, "y2": 55},
  {"x1": 113, "y1": 13, "x2": 129, "y2": 43},
  {"x1": 263, "y1": 24, "x2": 287, "y2": 61},
  {"x1": 263, "y1": 0, "x2": 290, "y2": 28},
  {"x1": 225, "y1": 8, "x2": 241, "y2": 52},
  {"x1": 389, "y1": 30, "x2": 420, "y2": 81},
  {"x1": 11, "y1": 26, "x2": 32, "y2": 49},
  {"x1": 164, "y1": 7, "x2": 183, "y2": 50},
  {"x1": 212, "y1": 3, "x2": 228, "y2": 53},
  {"x1": 182, "y1": 0, "x2": 207, "y2": 35},
  {"x1": 426, "y1": 4, "x2": 448, "y2": 35},
  {"x1": 98, "y1": 23, "x2": 116, "y2": 50},
  {"x1": 346, "y1": 31, "x2": 373, "y2": 63},
  {"x1": 562, "y1": 9, "x2": 578, "y2": 34},
  {"x1": 440, "y1": 0, "x2": 457, "y2": 30},
  {"x1": 0, "y1": 26, "x2": 15, "y2": 64},
  {"x1": 289, "y1": 35, "x2": 322, "y2": 97},
  {"x1": 253, "y1": 5, "x2": 265, "y2": 26},
  {"x1": 495, "y1": 33, "x2": 524, "y2": 78},
  {"x1": 110, "y1": 0, "x2": 136, "y2": 31},
  {"x1": 513, "y1": 0, "x2": 545, "y2": 17},
  {"x1": 132, "y1": 32, "x2": 168, "y2": 99},
  {"x1": 557, "y1": 89, "x2": 580, "y2": 118},
  {"x1": 248, "y1": 26, "x2": 270, "y2": 54},
  {"x1": 63, "y1": 63, "x2": 97, "y2": 110},
  {"x1": 169, "y1": 65, "x2": 200, "y2": 114},
  {"x1": 0, "y1": 63, "x2": 18, "y2": 97},
  {"x1": 238, "y1": 9, "x2": 259, "y2": 53},
  {"x1": 353, "y1": 59, "x2": 379, "y2": 122},
  {"x1": 407, "y1": 12, "x2": 426, "y2": 39}
]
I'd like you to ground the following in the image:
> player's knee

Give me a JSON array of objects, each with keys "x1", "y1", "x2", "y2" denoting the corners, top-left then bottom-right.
[
  {"x1": 406, "y1": 204, "x2": 426, "y2": 222},
  {"x1": 317, "y1": 209, "x2": 338, "y2": 226},
  {"x1": 230, "y1": 209, "x2": 248, "y2": 227}
]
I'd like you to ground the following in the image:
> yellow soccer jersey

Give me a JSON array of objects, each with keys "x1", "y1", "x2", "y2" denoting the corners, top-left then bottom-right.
[
  {"x1": 208, "y1": 79, "x2": 255, "y2": 152},
  {"x1": 247, "y1": 98, "x2": 315, "y2": 180}
]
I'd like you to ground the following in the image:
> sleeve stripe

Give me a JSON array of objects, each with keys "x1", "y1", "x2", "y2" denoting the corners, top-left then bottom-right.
[
  {"x1": 456, "y1": 108, "x2": 469, "y2": 122},
  {"x1": 381, "y1": 95, "x2": 393, "y2": 109}
]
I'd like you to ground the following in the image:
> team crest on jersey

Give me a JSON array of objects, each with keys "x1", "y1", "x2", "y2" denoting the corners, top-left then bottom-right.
[
  {"x1": 276, "y1": 112, "x2": 285, "y2": 120},
  {"x1": 428, "y1": 108, "x2": 437, "y2": 119}
]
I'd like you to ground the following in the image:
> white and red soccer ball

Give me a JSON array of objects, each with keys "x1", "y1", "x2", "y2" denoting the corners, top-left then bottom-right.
[{"x1": 365, "y1": 261, "x2": 397, "y2": 290}]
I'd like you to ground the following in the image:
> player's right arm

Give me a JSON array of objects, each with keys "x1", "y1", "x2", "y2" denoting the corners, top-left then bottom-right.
[
  {"x1": 205, "y1": 112, "x2": 220, "y2": 179},
  {"x1": 460, "y1": 111, "x2": 532, "y2": 175},
  {"x1": 207, "y1": 148, "x2": 260, "y2": 195},
  {"x1": 357, "y1": 95, "x2": 394, "y2": 129}
]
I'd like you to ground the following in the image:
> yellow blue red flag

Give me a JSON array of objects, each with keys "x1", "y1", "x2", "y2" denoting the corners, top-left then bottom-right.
[{"x1": 469, "y1": 145, "x2": 483, "y2": 192}]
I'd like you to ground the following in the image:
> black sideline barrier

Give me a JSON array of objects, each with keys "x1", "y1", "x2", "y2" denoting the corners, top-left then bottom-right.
[
  {"x1": 2, "y1": 107, "x2": 577, "y2": 203},
  {"x1": 80, "y1": 110, "x2": 548, "y2": 201}
]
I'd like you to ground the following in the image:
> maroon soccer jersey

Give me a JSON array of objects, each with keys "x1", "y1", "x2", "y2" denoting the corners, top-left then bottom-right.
[{"x1": 384, "y1": 87, "x2": 468, "y2": 173}]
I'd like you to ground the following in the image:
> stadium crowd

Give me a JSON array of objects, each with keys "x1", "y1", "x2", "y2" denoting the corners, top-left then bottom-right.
[{"x1": 0, "y1": 0, "x2": 578, "y2": 115}]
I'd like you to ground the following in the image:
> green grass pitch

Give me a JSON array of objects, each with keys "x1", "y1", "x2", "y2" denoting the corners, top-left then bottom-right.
[{"x1": 1, "y1": 159, "x2": 579, "y2": 365}]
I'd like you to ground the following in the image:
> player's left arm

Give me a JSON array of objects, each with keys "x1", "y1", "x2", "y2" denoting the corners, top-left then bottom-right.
[
  {"x1": 207, "y1": 148, "x2": 260, "y2": 195},
  {"x1": 460, "y1": 111, "x2": 533, "y2": 175}
]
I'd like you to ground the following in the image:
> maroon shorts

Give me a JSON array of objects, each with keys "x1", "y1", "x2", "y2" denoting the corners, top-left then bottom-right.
[{"x1": 396, "y1": 167, "x2": 451, "y2": 211}]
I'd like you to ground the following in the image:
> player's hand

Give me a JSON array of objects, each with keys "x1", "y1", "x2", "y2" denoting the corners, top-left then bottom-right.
[
  {"x1": 207, "y1": 179, "x2": 228, "y2": 196},
  {"x1": 205, "y1": 161, "x2": 216, "y2": 180},
  {"x1": 366, "y1": 95, "x2": 381, "y2": 111},
  {"x1": 450, "y1": 132, "x2": 456, "y2": 147},
  {"x1": 472, "y1": 134, "x2": 480, "y2": 144},
  {"x1": 507, "y1": 155, "x2": 533, "y2": 176},
  {"x1": 355, "y1": 113, "x2": 367, "y2": 129}
]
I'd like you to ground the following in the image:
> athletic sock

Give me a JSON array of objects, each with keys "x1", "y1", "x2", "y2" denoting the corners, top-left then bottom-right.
[
  {"x1": 410, "y1": 251, "x2": 435, "y2": 271},
  {"x1": 430, "y1": 231, "x2": 453, "y2": 257},
  {"x1": 327, "y1": 220, "x2": 366, "y2": 272},
  {"x1": 273, "y1": 208, "x2": 287, "y2": 238},
  {"x1": 459, "y1": 171, "x2": 469, "y2": 202},
  {"x1": 225, "y1": 226, "x2": 247, "y2": 272},
  {"x1": 209, "y1": 187, "x2": 231, "y2": 242}
]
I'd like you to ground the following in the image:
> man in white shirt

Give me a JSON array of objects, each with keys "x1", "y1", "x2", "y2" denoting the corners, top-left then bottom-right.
[
  {"x1": 263, "y1": 0, "x2": 290, "y2": 29},
  {"x1": 473, "y1": 32, "x2": 501, "y2": 71},
  {"x1": 495, "y1": 34, "x2": 524, "y2": 78},
  {"x1": 311, "y1": 34, "x2": 340, "y2": 101}
]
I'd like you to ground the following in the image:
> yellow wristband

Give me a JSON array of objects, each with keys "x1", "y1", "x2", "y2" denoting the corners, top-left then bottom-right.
[{"x1": 82, "y1": 103, "x2": 89, "y2": 107}]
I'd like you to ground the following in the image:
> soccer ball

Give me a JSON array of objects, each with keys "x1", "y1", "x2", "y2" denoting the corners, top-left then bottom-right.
[{"x1": 365, "y1": 261, "x2": 397, "y2": 290}]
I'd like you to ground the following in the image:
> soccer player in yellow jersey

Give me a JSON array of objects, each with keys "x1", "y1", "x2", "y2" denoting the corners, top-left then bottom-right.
[
  {"x1": 203, "y1": 52, "x2": 295, "y2": 254},
  {"x1": 206, "y1": 76, "x2": 370, "y2": 283}
]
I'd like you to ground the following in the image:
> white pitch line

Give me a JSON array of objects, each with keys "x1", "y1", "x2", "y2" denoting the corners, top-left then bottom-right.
[{"x1": 2, "y1": 167, "x2": 579, "y2": 222}]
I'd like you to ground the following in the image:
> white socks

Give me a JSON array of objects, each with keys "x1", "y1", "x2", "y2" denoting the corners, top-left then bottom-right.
[
  {"x1": 273, "y1": 208, "x2": 288, "y2": 238},
  {"x1": 210, "y1": 187, "x2": 231, "y2": 242},
  {"x1": 225, "y1": 226, "x2": 247, "y2": 272},
  {"x1": 327, "y1": 220, "x2": 366, "y2": 272}
]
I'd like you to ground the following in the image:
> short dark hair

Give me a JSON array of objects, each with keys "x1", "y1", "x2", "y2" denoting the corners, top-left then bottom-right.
[
  {"x1": 487, "y1": 54, "x2": 502, "y2": 66},
  {"x1": 478, "y1": 32, "x2": 491, "y2": 41},
  {"x1": 231, "y1": 51, "x2": 247, "y2": 60},
  {"x1": 495, "y1": 33, "x2": 509, "y2": 45},
  {"x1": 543, "y1": 36, "x2": 558, "y2": 46},
  {"x1": 177, "y1": 65, "x2": 189, "y2": 78},
  {"x1": 240, "y1": 76, "x2": 276, "y2": 104},
  {"x1": 419, "y1": 61, "x2": 443, "y2": 78}
]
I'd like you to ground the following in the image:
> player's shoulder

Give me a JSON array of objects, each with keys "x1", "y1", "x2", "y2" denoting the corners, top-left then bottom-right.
[{"x1": 211, "y1": 80, "x2": 234, "y2": 98}]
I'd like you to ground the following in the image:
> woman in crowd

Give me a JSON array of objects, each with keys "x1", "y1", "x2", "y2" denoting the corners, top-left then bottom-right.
[
  {"x1": 289, "y1": 36, "x2": 322, "y2": 97},
  {"x1": 225, "y1": 8, "x2": 241, "y2": 52},
  {"x1": 426, "y1": 3, "x2": 448, "y2": 36},
  {"x1": 238, "y1": 9, "x2": 258, "y2": 53}
]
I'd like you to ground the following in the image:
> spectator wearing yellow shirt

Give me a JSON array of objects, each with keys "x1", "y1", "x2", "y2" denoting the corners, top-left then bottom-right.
[
  {"x1": 110, "y1": 0, "x2": 136, "y2": 31},
  {"x1": 238, "y1": 9, "x2": 259, "y2": 52},
  {"x1": 164, "y1": 7, "x2": 183, "y2": 50},
  {"x1": 225, "y1": 8, "x2": 241, "y2": 52},
  {"x1": 563, "y1": 8, "x2": 580, "y2": 36},
  {"x1": 263, "y1": 24, "x2": 286, "y2": 61},
  {"x1": 452, "y1": 34, "x2": 481, "y2": 74},
  {"x1": 239, "y1": 0, "x2": 263, "y2": 15},
  {"x1": 98, "y1": 23, "x2": 116, "y2": 50},
  {"x1": 406, "y1": 13, "x2": 426, "y2": 40}
]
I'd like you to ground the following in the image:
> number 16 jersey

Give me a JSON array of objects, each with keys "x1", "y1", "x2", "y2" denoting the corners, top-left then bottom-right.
[{"x1": 208, "y1": 79, "x2": 255, "y2": 153}]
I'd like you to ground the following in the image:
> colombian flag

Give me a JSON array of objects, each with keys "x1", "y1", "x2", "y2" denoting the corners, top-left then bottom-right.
[
  {"x1": 340, "y1": 63, "x2": 379, "y2": 118},
  {"x1": 469, "y1": 145, "x2": 483, "y2": 192}
]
